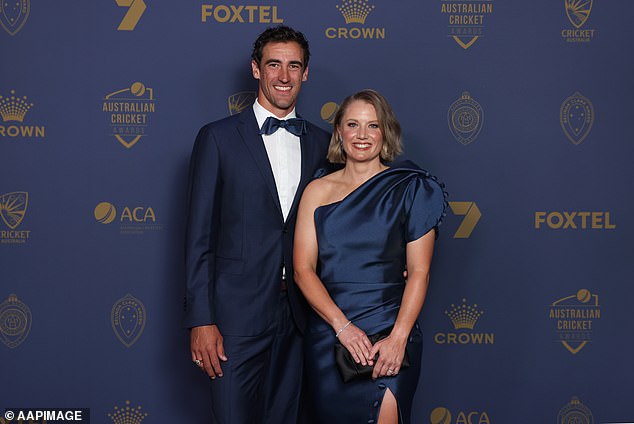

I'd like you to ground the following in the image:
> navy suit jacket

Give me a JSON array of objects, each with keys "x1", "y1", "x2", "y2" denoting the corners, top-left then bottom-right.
[{"x1": 184, "y1": 107, "x2": 330, "y2": 336}]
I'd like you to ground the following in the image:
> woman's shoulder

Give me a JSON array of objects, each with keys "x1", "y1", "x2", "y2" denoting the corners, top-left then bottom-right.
[{"x1": 303, "y1": 170, "x2": 344, "y2": 204}]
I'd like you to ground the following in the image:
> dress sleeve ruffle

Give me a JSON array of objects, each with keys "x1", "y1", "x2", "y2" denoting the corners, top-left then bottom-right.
[{"x1": 404, "y1": 171, "x2": 448, "y2": 242}]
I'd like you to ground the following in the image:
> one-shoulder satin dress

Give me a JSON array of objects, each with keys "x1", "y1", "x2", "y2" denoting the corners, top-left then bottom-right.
[{"x1": 304, "y1": 165, "x2": 446, "y2": 424}]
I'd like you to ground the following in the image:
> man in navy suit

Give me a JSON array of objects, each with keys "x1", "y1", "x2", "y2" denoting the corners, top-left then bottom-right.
[{"x1": 184, "y1": 26, "x2": 330, "y2": 423}]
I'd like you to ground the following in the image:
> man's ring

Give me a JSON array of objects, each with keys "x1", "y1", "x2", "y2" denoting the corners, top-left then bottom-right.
[
  {"x1": 194, "y1": 359, "x2": 203, "y2": 367},
  {"x1": 387, "y1": 369, "x2": 394, "y2": 375}
]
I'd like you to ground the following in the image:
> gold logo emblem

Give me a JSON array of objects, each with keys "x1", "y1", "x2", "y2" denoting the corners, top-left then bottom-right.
[
  {"x1": 549, "y1": 289, "x2": 600, "y2": 354},
  {"x1": 0, "y1": 191, "x2": 28, "y2": 230},
  {"x1": 228, "y1": 91, "x2": 256, "y2": 116},
  {"x1": 325, "y1": 0, "x2": 385, "y2": 39},
  {"x1": 448, "y1": 201, "x2": 481, "y2": 238},
  {"x1": 434, "y1": 299, "x2": 494, "y2": 345},
  {"x1": 0, "y1": 0, "x2": 29, "y2": 36},
  {"x1": 337, "y1": 0, "x2": 375, "y2": 24},
  {"x1": 0, "y1": 294, "x2": 32, "y2": 348},
  {"x1": 448, "y1": 92, "x2": 484, "y2": 146},
  {"x1": 560, "y1": 91, "x2": 594, "y2": 145},
  {"x1": 103, "y1": 82, "x2": 156, "y2": 149},
  {"x1": 108, "y1": 400, "x2": 148, "y2": 424},
  {"x1": 557, "y1": 397, "x2": 594, "y2": 424},
  {"x1": 440, "y1": 1, "x2": 494, "y2": 49},
  {"x1": 320, "y1": 102, "x2": 339, "y2": 124},
  {"x1": 565, "y1": 0, "x2": 592, "y2": 29},
  {"x1": 115, "y1": 0, "x2": 146, "y2": 31},
  {"x1": 201, "y1": 5, "x2": 283, "y2": 24},
  {"x1": 430, "y1": 407, "x2": 452, "y2": 424},
  {"x1": 0, "y1": 90, "x2": 33, "y2": 122},
  {"x1": 94, "y1": 202, "x2": 117, "y2": 224},
  {"x1": 111, "y1": 294, "x2": 146, "y2": 348}
]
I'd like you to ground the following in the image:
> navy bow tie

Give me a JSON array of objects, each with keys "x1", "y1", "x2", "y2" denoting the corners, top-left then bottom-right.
[{"x1": 259, "y1": 116, "x2": 307, "y2": 137}]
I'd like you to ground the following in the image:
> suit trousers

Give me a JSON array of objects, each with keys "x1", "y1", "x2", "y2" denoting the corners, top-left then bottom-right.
[{"x1": 209, "y1": 291, "x2": 303, "y2": 424}]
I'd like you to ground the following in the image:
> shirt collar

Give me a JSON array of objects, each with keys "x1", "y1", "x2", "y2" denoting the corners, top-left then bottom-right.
[{"x1": 253, "y1": 98, "x2": 297, "y2": 130}]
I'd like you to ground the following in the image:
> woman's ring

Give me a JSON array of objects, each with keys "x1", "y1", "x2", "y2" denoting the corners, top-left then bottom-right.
[
  {"x1": 387, "y1": 369, "x2": 394, "y2": 375},
  {"x1": 194, "y1": 359, "x2": 203, "y2": 367}
]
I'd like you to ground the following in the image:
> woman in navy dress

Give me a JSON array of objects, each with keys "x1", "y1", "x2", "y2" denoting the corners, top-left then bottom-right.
[{"x1": 294, "y1": 89, "x2": 446, "y2": 423}]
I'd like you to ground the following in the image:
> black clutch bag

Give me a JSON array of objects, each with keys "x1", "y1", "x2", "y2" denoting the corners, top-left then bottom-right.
[{"x1": 334, "y1": 327, "x2": 410, "y2": 383}]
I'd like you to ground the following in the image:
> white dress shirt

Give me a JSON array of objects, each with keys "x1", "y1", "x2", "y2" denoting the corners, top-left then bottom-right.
[{"x1": 253, "y1": 99, "x2": 302, "y2": 222}]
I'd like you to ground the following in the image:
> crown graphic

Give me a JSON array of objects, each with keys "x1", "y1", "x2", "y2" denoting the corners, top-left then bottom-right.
[
  {"x1": 0, "y1": 90, "x2": 33, "y2": 122},
  {"x1": 445, "y1": 299, "x2": 484, "y2": 330},
  {"x1": 336, "y1": 0, "x2": 375, "y2": 24},
  {"x1": 108, "y1": 401, "x2": 148, "y2": 424}
]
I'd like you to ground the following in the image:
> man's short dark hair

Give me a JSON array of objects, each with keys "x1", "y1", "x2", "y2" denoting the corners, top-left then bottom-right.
[{"x1": 251, "y1": 26, "x2": 310, "y2": 68}]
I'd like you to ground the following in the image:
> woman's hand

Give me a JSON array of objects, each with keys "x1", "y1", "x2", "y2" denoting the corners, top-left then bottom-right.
[
  {"x1": 337, "y1": 323, "x2": 374, "y2": 366},
  {"x1": 369, "y1": 335, "x2": 407, "y2": 379}
]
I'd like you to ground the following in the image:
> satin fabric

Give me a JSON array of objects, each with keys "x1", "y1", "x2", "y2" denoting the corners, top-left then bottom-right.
[{"x1": 304, "y1": 165, "x2": 446, "y2": 424}]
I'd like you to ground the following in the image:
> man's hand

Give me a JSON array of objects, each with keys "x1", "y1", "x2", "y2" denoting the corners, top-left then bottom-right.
[{"x1": 191, "y1": 324, "x2": 228, "y2": 379}]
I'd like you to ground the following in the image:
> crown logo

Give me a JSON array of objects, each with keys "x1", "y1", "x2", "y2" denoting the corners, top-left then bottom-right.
[
  {"x1": 336, "y1": 0, "x2": 375, "y2": 24},
  {"x1": 0, "y1": 90, "x2": 33, "y2": 122},
  {"x1": 444, "y1": 299, "x2": 484, "y2": 330},
  {"x1": 108, "y1": 400, "x2": 148, "y2": 424}
]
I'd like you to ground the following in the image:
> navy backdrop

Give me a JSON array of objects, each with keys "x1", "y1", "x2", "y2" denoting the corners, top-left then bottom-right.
[{"x1": 1, "y1": 1, "x2": 633, "y2": 423}]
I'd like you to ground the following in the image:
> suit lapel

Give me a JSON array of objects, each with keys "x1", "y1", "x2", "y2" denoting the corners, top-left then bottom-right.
[{"x1": 237, "y1": 109, "x2": 283, "y2": 219}]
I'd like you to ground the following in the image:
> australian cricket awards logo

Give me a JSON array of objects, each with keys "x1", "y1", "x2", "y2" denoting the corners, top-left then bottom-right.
[
  {"x1": 549, "y1": 289, "x2": 600, "y2": 354},
  {"x1": 0, "y1": 191, "x2": 30, "y2": 244},
  {"x1": 102, "y1": 82, "x2": 156, "y2": 149},
  {"x1": 560, "y1": 91, "x2": 594, "y2": 145},
  {"x1": 111, "y1": 294, "x2": 146, "y2": 348},
  {"x1": 0, "y1": 294, "x2": 32, "y2": 348},
  {"x1": 108, "y1": 400, "x2": 148, "y2": 424},
  {"x1": 325, "y1": 0, "x2": 385, "y2": 40},
  {"x1": 228, "y1": 91, "x2": 256, "y2": 115},
  {"x1": 434, "y1": 298, "x2": 494, "y2": 345},
  {"x1": 448, "y1": 92, "x2": 484, "y2": 145},
  {"x1": 440, "y1": 0, "x2": 494, "y2": 49},
  {"x1": 561, "y1": 0, "x2": 595, "y2": 43},
  {"x1": 94, "y1": 201, "x2": 162, "y2": 235},
  {"x1": 0, "y1": 0, "x2": 29, "y2": 35},
  {"x1": 0, "y1": 89, "x2": 45, "y2": 141},
  {"x1": 557, "y1": 397, "x2": 594, "y2": 424}
]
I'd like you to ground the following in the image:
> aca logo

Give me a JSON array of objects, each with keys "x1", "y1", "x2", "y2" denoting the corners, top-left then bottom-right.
[
  {"x1": 0, "y1": 89, "x2": 45, "y2": 141},
  {"x1": 320, "y1": 101, "x2": 340, "y2": 125},
  {"x1": 0, "y1": 294, "x2": 32, "y2": 348},
  {"x1": 102, "y1": 82, "x2": 156, "y2": 149},
  {"x1": 115, "y1": 0, "x2": 146, "y2": 31},
  {"x1": 561, "y1": 0, "x2": 596, "y2": 43},
  {"x1": 108, "y1": 400, "x2": 148, "y2": 424},
  {"x1": 439, "y1": 0, "x2": 494, "y2": 49},
  {"x1": 534, "y1": 211, "x2": 615, "y2": 230},
  {"x1": 0, "y1": 191, "x2": 31, "y2": 244},
  {"x1": 549, "y1": 289, "x2": 600, "y2": 354},
  {"x1": 94, "y1": 201, "x2": 162, "y2": 235},
  {"x1": 0, "y1": 0, "x2": 29, "y2": 35},
  {"x1": 448, "y1": 92, "x2": 484, "y2": 146},
  {"x1": 448, "y1": 202, "x2": 481, "y2": 238},
  {"x1": 201, "y1": 4, "x2": 283, "y2": 23},
  {"x1": 228, "y1": 91, "x2": 256, "y2": 116},
  {"x1": 557, "y1": 397, "x2": 593, "y2": 423},
  {"x1": 430, "y1": 407, "x2": 491, "y2": 424},
  {"x1": 325, "y1": 0, "x2": 385, "y2": 40},
  {"x1": 560, "y1": 91, "x2": 594, "y2": 145},
  {"x1": 111, "y1": 293, "x2": 146, "y2": 348},
  {"x1": 434, "y1": 298, "x2": 494, "y2": 345}
]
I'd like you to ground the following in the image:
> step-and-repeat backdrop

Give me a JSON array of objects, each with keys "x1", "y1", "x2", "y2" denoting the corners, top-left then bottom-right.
[{"x1": 2, "y1": 1, "x2": 633, "y2": 423}]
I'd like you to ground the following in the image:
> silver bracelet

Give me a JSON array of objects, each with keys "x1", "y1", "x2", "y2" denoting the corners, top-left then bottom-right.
[{"x1": 335, "y1": 320, "x2": 352, "y2": 338}]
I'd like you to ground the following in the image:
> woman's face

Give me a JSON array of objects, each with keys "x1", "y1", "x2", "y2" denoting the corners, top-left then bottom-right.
[{"x1": 338, "y1": 100, "x2": 383, "y2": 164}]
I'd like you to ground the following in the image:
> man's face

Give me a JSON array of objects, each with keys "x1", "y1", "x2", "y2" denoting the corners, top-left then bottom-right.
[{"x1": 252, "y1": 41, "x2": 308, "y2": 118}]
